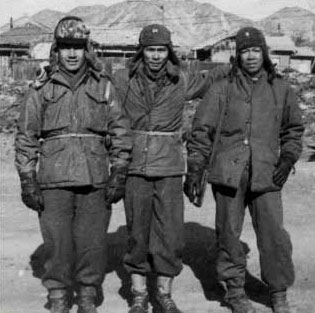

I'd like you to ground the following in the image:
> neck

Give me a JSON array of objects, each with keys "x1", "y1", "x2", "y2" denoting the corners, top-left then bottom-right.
[{"x1": 59, "y1": 60, "x2": 88, "y2": 88}]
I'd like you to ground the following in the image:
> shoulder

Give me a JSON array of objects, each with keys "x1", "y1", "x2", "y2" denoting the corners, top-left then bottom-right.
[
  {"x1": 209, "y1": 77, "x2": 230, "y2": 94},
  {"x1": 114, "y1": 68, "x2": 130, "y2": 83},
  {"x1": 272, "y1": 76, "x2": 294, "y2": 95}
]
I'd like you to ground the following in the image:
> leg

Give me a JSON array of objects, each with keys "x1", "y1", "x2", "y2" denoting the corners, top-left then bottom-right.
[
  {"x1": 150, "y1": 176, "x2": 184, "y2": 277},
  {"x1": 40, "y1": 188, "x2": 75, "y2": 312},
  {"x1": 123, "y1": 176, "x2": 155, "y2": 275},
  {"x1": 150, "y1": 176, "x2": 184, "y2": 313},
  {"x1": 40, "y1": 188, "x2": 75, "y2": 290},
  {"x1": 73, "y1": 187, "x2": 111, "y2": 311},
  {"x1": 213, "y1": 177, "x2": 247, "y2": 297},
  {"x1": 213, "y1": 168, "x2": 256, "y2": 313},
  {"x1": 249, "y1": 191, "x2": 294, "y2": 313},
  {"x1": 124, "y1": 176, "x2": 154, "y2": 313}
]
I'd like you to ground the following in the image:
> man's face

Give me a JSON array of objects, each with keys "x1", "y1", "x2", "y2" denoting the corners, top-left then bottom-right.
[
  {"x1": 239, "y1": 46, "x2": 264, "y2": 76},
  {"x1": 58, "y1": 42, "x2": 86, "y2": 72},
  {"x1": 143, "y1": 45, "x2": 169, "y2": 72}
]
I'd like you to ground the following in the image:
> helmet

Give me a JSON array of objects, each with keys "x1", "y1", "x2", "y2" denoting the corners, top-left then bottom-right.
[{"x1": 54, "y1": 16, "x2": 90, "y2": 44}]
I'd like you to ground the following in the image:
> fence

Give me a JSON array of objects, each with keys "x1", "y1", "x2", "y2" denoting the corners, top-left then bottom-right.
[
  {"x1": 0, "y1": 57, "x2": 48, "y2": 82},
  {"x1": 0, "y1": 56, "x2": 227, "y2": 82}
]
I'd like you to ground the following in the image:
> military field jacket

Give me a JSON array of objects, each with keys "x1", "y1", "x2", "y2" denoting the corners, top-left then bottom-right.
[
  {"x1": 15, "y1": 67, "x2": 132, "y2": 188},
  {"x1": 187, "y1": 69, "x2": 304, "y2": 192},
  {"x1": 115, "y1": 64, "x2": 228, "y2": 177}
]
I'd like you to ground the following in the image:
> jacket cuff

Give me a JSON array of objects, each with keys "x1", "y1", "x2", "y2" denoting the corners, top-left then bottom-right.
[{"x1": 280, "y1": 152, "x2": 296, "y2": 165}]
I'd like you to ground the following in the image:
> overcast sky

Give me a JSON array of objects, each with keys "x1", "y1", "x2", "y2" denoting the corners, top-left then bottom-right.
[{"x1": 1, "y1": 0, "x2": 314, "y2": 25}]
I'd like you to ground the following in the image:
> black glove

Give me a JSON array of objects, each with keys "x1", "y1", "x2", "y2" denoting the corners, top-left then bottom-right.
[
  {"x1": 184, "y1": 160, "x2": 205, "y2": 205},
  {"x1": 105, "y1": 166, "x2": 128, "y2": 204},
  {"x1": 273, "y1": 157, "x2": 293, "y2": 187},
  {"x1": 20, "y1": 171, "x2": 44, "y2": 213}
]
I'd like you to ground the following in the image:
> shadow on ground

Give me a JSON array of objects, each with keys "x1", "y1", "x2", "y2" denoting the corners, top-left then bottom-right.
[{"x1": 29, "y1": 222, "x2": 270, "y2": 310}]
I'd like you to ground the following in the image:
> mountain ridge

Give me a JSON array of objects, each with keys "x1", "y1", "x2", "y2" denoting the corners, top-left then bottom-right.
[{"x1": 1, "y1": 0, "x2": 314, "y2": 49}]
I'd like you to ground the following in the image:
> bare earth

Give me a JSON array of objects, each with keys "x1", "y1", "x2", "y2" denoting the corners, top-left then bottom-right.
[{"x1": 1, "y1": 155, "x2": 315, "y2": 313}]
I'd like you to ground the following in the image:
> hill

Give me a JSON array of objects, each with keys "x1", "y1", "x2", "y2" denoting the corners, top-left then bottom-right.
[
  {"x1": 258, "y1": 6, "x2": 315, "y2": 44},
  {"x1": 0, "y1": 0, "x2": 314, "y2": 50}
]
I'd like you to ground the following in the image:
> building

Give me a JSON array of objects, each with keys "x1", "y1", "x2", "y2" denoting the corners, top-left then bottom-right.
[
  {"x1": 265, "y1": 35, "x2": 297, "y2": 70},
  {"x1": 290, "y1": 47, "x2": 315, "y2": 74},
  {"x1": 90, "y1": 27, "x2": 140, "y2": 58}
]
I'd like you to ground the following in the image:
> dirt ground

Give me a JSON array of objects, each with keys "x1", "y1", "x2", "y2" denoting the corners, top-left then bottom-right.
[{"x1": 1, "y1": 149, "x2": 315, "y2": 313}]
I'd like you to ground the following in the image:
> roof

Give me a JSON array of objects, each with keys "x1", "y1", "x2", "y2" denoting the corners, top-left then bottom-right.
[
  {"x1": 90, "y1": 27, "x2": 141, "y2": 47},
  {"x1": 194, "y1": 30, "x2": 237, "y2": 50},
  {"x1": 90, "y1": 26, "x2": 182, "y2": 48},
  {"x1": 265, "y1": 35, "x2": 296, "y2": 52},
  {"x1": 294, "y1": 47, "x2": 315, "y2": 57},
  {"x1": 0, "y1": 22, "x2": 52, "y2": 46}
]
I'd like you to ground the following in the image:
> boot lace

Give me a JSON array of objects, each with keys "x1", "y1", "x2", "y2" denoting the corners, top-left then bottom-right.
[{"x1": 157, "y1": 294, "x2": 180, "y2": 313}]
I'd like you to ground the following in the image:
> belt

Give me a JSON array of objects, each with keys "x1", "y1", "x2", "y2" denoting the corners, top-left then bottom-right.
[
  {"x1": 132, "y1": 130, "x2": 182, "y2": 136},
  {"x1": 43, "y1": 133, "x2": 104, "y2": 141}
]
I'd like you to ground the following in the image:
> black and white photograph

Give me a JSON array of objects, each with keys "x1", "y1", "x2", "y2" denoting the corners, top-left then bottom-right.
[{"x1": 1, "y1": 0, "x2": 315, "y2": 312}]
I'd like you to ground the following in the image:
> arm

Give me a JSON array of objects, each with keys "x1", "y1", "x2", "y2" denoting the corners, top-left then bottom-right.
[
  {"x1": 106, "y1": 80, "x2": 132, "y2": 168},
  {"x1": 15, "y1": 87, "x2": 42, "y2": 174},
  {"x1": 279, "y1": 85, "x2": 304, "y2": 164},
  {"x1": 184, "y1": 87, "x2": 221, "y2": 204},
  {"x1": 184, "y1": 63, "x2": 229, "y2": 101},
  {"x1": 15, "y1": 87, "x2": 43, "y2": 212},
  {"x1": 273, "y1": 85, "x2": 305, "y2": 187},
  {"x1": 105, "y1": 80, "x2": 133, "y2": 204},
  {"x1": 186, "y1": 87, "x2": 221, "y2": 163}
]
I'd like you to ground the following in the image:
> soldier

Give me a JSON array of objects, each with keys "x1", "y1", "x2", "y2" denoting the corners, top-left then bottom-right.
[
  {"x1": 185, "y1": 27, "x2": 304, "y2": 313},
  {"x1": 15, "y1": 16, "x2": 132, "y2": 313},
  {"x1": 114, "y1": 24, "x2": 228, "y2": 313}
]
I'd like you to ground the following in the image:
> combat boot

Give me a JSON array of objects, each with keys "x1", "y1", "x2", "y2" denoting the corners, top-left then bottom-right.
[
  {"x1": 48, "y1": 289, "x2": 70, "y2": 313},
  {"x1": 128, "y1": 274, "x2": 149, "y2": 313},
  {"x1": 153, "y1": 276, "x2": 182, "y2": 313},
  {"x1": 271, "y1": 291, "x2": 290, "y2": 313},
  {"x1": 77, "y1": 286, "x2": 98, "y2": 313},
  {"x1": 226, "y1": 294, "x2": 256, "y2": 313}
]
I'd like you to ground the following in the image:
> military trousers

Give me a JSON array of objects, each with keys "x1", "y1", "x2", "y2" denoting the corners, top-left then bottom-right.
[
  {"x1": 39, "y1": 187, "x2": 111, "y2": 291},
  {"x1": 212, "y1": 167, "x2": 294, "y2": 298},
  {"x1": 123, "y1": 175, "x2": 184, "y2": 277}
]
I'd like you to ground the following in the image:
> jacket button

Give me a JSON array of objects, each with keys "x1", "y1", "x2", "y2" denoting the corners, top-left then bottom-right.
[
  {"x1": 143, "y1": 147, "x2": 148, "y2": 152},
  {"x1": 243, "y1": 138, "x2": 249, "y2": 145}
]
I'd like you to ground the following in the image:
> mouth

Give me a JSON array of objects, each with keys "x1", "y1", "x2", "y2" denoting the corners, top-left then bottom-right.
[{"x1": 66, "y1": 60, "x2": 79, "y2": 65}]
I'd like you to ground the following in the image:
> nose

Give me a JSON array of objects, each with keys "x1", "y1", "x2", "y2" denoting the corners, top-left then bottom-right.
[
  {"x1": 69, "y1": 48, "x2": 76, "y2": 57},
  {"x1": 153, "y1": 50, "x2": 159, "y2": 59},
  {"x1": 247, "y1": 50, "x2": 256, "y2": 59}
]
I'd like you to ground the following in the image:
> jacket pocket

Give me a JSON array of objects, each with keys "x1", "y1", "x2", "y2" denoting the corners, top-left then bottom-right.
[
  {"x1": 87, "y1": 140, "x2": 109, "y2": 185},
  {"x1": 42, "y1": 89, "x2": 70, "y2": 132},
  {"x1": 208, "y1": 145, "x2": 250, "y2": 189},
  {"x1": 38, "y1": 140, "x2": 67, "y2": 184},
  {"x1": 85, "y1": 88, "x2": 108, "y2": 132}
]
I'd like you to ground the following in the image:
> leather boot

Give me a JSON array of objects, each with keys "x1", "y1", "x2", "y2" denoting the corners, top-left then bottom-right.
[
  {"x1": 128, "y1": 274, "x2": 149, "y2": 313},
  {"x1": 154, "y1": 276, "x2": 182, "y2": 313},
  {"x1": 271, "y1": 291, "x2": 291, "y2": 313},
  {"x1": 77, "y1": 286, "x2": 98, "y2": 313},
  {"x1": 48, "y1": 289, "x2": 70, "y2": 313},
  {"x1": 226, "y1": 294, "x2": 256, "y2": 313}
]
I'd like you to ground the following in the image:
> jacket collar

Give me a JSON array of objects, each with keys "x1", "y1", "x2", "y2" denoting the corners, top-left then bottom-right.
[{"x1": 50, "y1": 64, "x2": 101, "y2": 87}]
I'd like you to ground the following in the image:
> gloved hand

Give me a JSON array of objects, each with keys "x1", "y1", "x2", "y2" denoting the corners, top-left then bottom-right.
[
  {"x1": 20, "y1": 171, "x2": 44, "y2": 213},
  {"x1": 183, "y1": 160, "x2": 205, "y2": 205},
  {"x1": 105, "y1": 166, "x2": 128, "y2": 204},
  {"x1": 273, "y1": 157, "x2": 293, "y2": 187}
]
